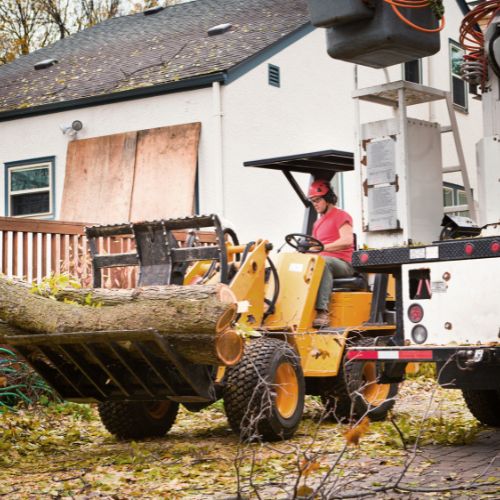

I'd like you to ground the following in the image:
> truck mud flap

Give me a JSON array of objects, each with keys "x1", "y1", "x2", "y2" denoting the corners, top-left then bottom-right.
[{"x1": 4, "y1": 329, "x2": 217, "y2": 404}]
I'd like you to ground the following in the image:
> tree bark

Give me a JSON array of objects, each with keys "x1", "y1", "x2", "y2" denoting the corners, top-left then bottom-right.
[{"x1": 0, "y1": 276, "x2": 240, "y2": 365}]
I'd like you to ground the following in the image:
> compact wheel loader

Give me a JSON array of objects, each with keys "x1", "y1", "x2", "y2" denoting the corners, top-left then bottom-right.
[{"x1": 5, "y1": 156, "x2": 398, "y2": 441}]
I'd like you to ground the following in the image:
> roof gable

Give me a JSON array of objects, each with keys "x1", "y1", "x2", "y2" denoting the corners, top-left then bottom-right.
[{"x1": 0, "y1": 0, "x2": 311, "y2": 117}]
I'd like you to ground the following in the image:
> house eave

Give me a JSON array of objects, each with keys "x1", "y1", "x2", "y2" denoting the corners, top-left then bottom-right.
[
  {"x1": 0, "y1": 72, "x2": 227, "y2": 122},
  {"x1": 226, "y1": 23, "x2": 314, "y2": 84}
]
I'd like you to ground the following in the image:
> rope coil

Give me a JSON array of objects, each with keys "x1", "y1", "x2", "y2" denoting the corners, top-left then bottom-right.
[
  {"x1": 459, "y1": 1, "x2": 500, "y2": 89},
  {"x1": 0, "y1": 347, "x2": 56, "y2": 410},
  {"x1": 384, "y1": 0, "x2": 446, "y2": 33}
]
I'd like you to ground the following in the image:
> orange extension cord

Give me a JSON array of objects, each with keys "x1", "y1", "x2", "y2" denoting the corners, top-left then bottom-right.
[
  {"x1": 459, "y1": 1, "x2": 500, "y2": 88},
  {"x1": 384, "y1": 0, "x2": 445, "y2": 33}
]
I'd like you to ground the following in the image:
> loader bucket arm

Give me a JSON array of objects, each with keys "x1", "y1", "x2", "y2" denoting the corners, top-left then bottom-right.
[{"x1": 86, "y1": 214, "x2": 229, "y2": 287}]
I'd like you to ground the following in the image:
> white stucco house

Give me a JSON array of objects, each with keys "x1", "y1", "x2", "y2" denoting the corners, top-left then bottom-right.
[{"x1": 0, "y1": 0, "x2": 482, "y2": 249}]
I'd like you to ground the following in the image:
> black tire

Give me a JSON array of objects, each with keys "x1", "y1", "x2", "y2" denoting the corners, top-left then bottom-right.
[
  {"x1": 462, "y1": 389, "x2": 500, "y2": 427},
  {"x1": 98, "y1": 400, "x2": 179, "y2": 439},
  {"x1": 223, "y1": 337, "x2": 305, "y2": 441},
  {"x1": 321, "y1": 337, "x2": 398, "y2": 422}
]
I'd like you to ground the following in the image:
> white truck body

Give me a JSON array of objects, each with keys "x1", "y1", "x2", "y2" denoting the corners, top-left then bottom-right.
[{"x1": 402, "y1": 259, "x2": 500, "y2": 346}]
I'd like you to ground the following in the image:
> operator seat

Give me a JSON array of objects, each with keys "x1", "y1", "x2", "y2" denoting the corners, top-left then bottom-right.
[
  {"x1": 332, "y1": 273, "x2": 368, "y2": 291},
  {"x1": 331, "y1": 233, "x2": 368, "y2": 291}
]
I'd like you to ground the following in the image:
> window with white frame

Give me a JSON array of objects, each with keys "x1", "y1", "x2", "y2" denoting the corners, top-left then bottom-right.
[
  {"x1": 443, "y1": 182, "x2": 470, "y2": 217},
  {"x1": 443, "y1": 185, "x2": 454, "y2": 207},
  {"x1": 5, "y1": 157, "x2": 54, "y2": 218},
  {"x1": 449, "y1": 39, "x2": 468, "y2": 111}
]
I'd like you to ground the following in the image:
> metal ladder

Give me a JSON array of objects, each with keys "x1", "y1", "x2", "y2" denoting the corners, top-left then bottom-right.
[{"x1": 352, "y1": 80, "x2": 477, "y2": 222}]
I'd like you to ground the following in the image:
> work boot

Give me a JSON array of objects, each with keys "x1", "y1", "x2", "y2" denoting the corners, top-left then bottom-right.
[{"x1": 313, "y1": 310, "x2": 330, "y2": 328}]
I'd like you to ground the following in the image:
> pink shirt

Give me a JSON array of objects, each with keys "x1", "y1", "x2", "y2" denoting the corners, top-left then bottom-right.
[{"x1": 312, "y1": 207, "x2": 354, "y2": 263}]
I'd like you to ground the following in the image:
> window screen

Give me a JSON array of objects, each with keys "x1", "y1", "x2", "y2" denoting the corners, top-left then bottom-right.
[{"x1": 6, "y1": 159, "x2": 54, "y2": 218}]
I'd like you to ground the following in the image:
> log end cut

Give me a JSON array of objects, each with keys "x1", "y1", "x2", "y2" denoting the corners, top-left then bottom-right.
[{"x1": 215, "y1": 329, "x2": 244, "y2": 366}]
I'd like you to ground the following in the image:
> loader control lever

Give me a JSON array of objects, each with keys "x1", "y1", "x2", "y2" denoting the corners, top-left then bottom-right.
[{"x1": 285, "y1": 233, "x2": 324, "y2": 254}]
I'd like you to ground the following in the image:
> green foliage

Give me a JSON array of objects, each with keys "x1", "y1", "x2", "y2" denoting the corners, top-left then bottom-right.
[
  {"x1": 382, "y1": 411, "x2": 481, "y2": 447},
  {"x1": 429, "y1": 0, "x2": 445, "y2": 20},
  {"x1": 406, "y1": 362, "x2": 437, "y2": 380},
  {"x1": 84, "y1": 292, "x2": 102, "y2": 308},
  {"x1": 48, "y1": 401, "x2": 94, "y2": 422},
  {"x1": 235, "y1": 323, "x2": 262, "y2": 340},
  {"x1": 30, "y1": 273, "x2": 102, "y2": 307},
  {"x1": 30, "y1": 272, "x2": 81, "y2": 298}
]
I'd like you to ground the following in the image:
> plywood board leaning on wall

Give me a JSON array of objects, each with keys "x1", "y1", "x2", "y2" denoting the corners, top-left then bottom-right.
[
  {"x1": 60, "y1": 132, "x2": 137, "y2": 224},
  {"x1": 129, "y1": 122, "x2": 201, "y2": 221},
  {"x1": 60, "y1": 123, "x2": 201, "y2": 224}
]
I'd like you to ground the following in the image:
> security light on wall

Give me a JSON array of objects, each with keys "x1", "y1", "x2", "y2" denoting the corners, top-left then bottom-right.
[{"x1": 60, "y1": 120, "x2": 83, "y2": 138}]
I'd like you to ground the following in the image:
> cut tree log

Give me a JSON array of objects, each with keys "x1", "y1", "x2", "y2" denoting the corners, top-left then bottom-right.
[{"x1": 0, "y1": 276, "x2": 241, "y2": 366}]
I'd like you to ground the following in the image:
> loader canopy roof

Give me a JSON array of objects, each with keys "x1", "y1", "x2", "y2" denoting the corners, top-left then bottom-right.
[
  {"x1": 244, "y1": 149, "x2": 354, "y2": 234},
  {"x1": 244, "y1": 150, "x2": 354, "y2": 179}
]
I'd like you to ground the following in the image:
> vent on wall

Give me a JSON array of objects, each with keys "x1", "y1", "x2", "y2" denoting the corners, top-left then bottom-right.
[{"x1": 268, "y1": 64, "x2": 280, "y2": 87}]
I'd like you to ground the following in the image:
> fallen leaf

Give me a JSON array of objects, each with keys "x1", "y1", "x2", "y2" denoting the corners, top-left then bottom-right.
[
  {"x1": 344, "y1": 417, "x2": 370, "y2": 446},
  {"x1": 297, "y1": 484, "x2": 314, "y2": 497},
  {"x1": 300, "y1": 458, "x2": 320, "y2": 477}
]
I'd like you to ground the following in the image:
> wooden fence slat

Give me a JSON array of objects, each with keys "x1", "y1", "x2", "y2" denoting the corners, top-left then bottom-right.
[
  {"x1": 41, "y1": 233, "x2": 48, "y2": 278},
  {"x1": 33, "y1": 233, "x2": 39, "y2": 283},
  {"x1": 1, "y1": 231, "x2": 7, "y2": 275},
  {"x1": 23, "y1": 232, "x2": 29, "y2": 280},
  {"x1": 51, "y1": 233, "x2": 60, "y2": 276},
  {"x1": 12, "y1": 231, "x2": 18, "y2": 278}
]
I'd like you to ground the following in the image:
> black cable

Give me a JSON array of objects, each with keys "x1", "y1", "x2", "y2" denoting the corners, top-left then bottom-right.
[{"x1": 263, "y1": 256, "x2": 280, "y2": 319}]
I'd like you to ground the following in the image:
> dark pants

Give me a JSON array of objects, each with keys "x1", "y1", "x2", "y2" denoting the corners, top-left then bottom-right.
[{"x1": 315, "y1": 257, "x2": 354, "y2": 311}]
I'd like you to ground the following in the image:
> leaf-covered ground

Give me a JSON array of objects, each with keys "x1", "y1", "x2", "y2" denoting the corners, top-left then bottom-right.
[{"x1": 0, "y1": 378, "x2": 498, "y2": 499}]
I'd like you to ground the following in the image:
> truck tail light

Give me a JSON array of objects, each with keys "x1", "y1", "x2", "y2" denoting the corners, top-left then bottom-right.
[
  {"x1": 464, "y1": 243, "x2": 474, "y2": 256},
  {"x1": 491, "y1": 241, "x2": 500, "y2": 254},
  {"x1": 411, "y1": 325, "x2": 428, "y2": 344},
  {"x1": 408, "y1": 303, "x2": 424, "y2": 323},
  {"x1": 359, "y1": 252, "x2": 370, "y2": 263}
]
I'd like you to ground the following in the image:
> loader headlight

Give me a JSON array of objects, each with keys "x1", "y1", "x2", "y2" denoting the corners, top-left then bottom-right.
[{"x1": 411, "y1": 325, "x2": 428, "y2": 345}]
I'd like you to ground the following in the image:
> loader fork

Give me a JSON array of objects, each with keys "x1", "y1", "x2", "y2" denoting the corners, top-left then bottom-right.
[{"x1": 85, "y1": 214, "x2": 229, "y2": 287}]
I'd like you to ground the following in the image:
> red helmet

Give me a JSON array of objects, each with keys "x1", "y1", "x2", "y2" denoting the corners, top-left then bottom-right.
[{"x1": 308, "y1": 180, "x2": 330, "y2": 198}]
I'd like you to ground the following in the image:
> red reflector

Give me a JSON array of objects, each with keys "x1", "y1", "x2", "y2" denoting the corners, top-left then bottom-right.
[
  {"x1": 491, "y1": 241, "x2": 500, "y2": 253},
  {"x1": 399, "y1": 350, "x2": 433, "y2": 360},
  {"x1": 464, "y1": 243, "x2": 474, "y2": 256},
  {"x1": 408, "y1": 303, "x2": 424, "y2": 323},
  {"x1": 347, "y1": 350, "x2": 378, "y2": 360},
  {"x1": 360, "y1": 252, "x2": 370, "y2": 264}
]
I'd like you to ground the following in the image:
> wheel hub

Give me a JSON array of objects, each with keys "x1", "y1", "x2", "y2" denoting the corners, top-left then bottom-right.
[
  {"x1": 147, "y1": 401, "x2": 172, "y2": 420},
  {"x1": 274, "y1": 362, "x2": 299, "y2": 418}
]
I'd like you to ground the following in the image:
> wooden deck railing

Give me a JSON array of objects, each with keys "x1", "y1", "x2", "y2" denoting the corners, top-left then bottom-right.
[
  {"x1": 0, "y1": 217, "x2": 216, "y2": 288},
  {"x1": 0, "y1": 217, "x2": 89, "y2": 284}
]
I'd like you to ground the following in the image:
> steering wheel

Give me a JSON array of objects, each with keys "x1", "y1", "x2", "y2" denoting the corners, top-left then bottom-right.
[{"x1": 285, "y1": 233, "x2": 324, "y2": 254}]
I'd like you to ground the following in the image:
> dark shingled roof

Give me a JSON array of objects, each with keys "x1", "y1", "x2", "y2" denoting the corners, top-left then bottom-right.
[{"x1": 0, "y1": 0, "x2": 311, "y2": 116}]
